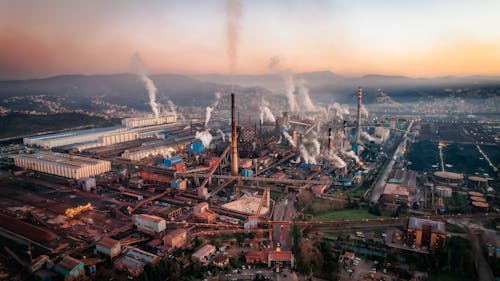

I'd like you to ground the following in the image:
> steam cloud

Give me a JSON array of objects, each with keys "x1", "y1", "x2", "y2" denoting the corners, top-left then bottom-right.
[
  {"x1": 225, "y1": 0, "x2": 243, "y2": 77},
  {"x1": 283, "y1": 131, "x2": 296, "y2": 147},
  {"x1": 216, "y1": 128, "x2": 226, "y2": 142},
  {"x1": 259, "y1": 106, "x2": 276, "y2": 124},
  {"x1": 268, "y1": 56, "x2": 298, "y2": 112},
  {"x1": 328, "y1": 102, "x2": 350, "y2": 119},
  {"x1": 167, "y1": 100, "x2": 178, "y2": 120},
  {"x1": 299, "y1": 138, "x2": 321, "y2": 164},
  {"x1": 343, "y1": 150, "x2": 359, "y2": 163},
  {"x1": 130, "y1": 53, "x2": 160, "y2": 119},
  {"x1": 205, "y1": 92, "x2": 221, "y2": 127},
  {"x1": 195, "y1": 130, "x2": 213, "y2": 148},
  {"x1": 376, "y1": 90, "x2": 400, "y2": 105},
  {"x1": 297, "y1": 79, "x2": 316, "y2": 112},
  {"x1": 161, "y1": 147, "x2": 176, "y2": 158},
  {"x1": 361, "y1": 131, "x2": 375, "y2": 142},
  {"x1": 328, "y1": 153, "x2": 347, "y2": 169},
  {"x1": 360, "y1": 104, "x2": 369, "y2": 119}
]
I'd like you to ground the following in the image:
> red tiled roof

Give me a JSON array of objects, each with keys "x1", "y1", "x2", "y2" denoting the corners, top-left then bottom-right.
[{"x1": 268, "y1": 250, "x2": 292, "y2": 261}]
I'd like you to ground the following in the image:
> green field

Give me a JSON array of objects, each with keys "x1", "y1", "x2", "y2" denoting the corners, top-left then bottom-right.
[{"x1": 313, "y1": 209, "x2": 379, "y2": 221}]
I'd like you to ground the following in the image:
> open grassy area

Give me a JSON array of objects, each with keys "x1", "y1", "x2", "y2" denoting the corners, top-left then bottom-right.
[
  {"x1": 313, "y1": 209, "x2": 379, "y2": 221},
  {"x1": 429, "y1": 272, "x2": 476, "y2": 281},
  {"x1": 445, "y1": 222, "x2": 466, "y2": 233}
]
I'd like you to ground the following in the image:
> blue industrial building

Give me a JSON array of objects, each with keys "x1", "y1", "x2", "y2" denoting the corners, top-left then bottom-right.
[
  {"x1": 162, "y1": 156, "x2": 183, "y2": 167},
  {"x1": 189, "y1": 140, "x2": 205, "y2": 155},
  {"x1": 241, "y1": 169, "x2": 254, "y2": 177}
]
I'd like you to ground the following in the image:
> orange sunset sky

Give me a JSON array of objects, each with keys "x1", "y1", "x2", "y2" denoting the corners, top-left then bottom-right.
[{"x1": 1, "y1": 0, "x2": 500, "y2": 79}]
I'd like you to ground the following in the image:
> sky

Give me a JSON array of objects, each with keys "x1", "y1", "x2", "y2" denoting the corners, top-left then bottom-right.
[{"x1": 1, "y1": 0, "x2": 500, "y2": 79}]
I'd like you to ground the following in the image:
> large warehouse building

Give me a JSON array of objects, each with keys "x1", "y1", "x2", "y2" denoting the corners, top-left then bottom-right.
[
  {"x1": 24, "y1": 126, "x2": 125, "y2": 149},
  {"x1": 122, "y1": 115, "x2": 176, "y2": 128},
  {"x1": 23, "y1": 114, "x2": 177, "y2": 150},
  {"x1": 12, "y1": 151, "x2": 111, "y2": 179}
]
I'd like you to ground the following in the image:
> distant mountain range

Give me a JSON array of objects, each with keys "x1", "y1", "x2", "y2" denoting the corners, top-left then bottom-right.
[{"x1": 0, "y1": 71, "x2": 498, "y2": 108}]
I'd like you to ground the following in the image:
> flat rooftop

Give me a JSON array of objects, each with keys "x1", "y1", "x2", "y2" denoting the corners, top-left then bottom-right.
[
  {"x1": 13, "y1": 151, "x2": 108, "y2": 168},
  {"x1": 26, "y1": 126, "x2": 122, "y2": 141},
  {"x1": 221, "y1": 194, "x2": 269, "y2": 216}
]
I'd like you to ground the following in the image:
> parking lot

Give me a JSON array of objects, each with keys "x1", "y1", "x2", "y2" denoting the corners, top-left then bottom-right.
[{"x1": 339, "y1": 257, "x2": 394, "y2": 281}]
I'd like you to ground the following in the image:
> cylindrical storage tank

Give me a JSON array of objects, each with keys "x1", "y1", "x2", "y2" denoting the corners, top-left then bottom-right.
[{"x1": 435, "y1": 186, "x2": 452, "y2": 198}]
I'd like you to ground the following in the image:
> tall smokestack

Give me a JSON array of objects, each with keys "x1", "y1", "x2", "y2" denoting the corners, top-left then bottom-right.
[
  {"x1": 231, "y1": 93, "x2": 239, "y2": 175},
  {"x1": 327, "y1": 128, "x2": 332, "y2": 154},
  {"x1": 356, "y1": 87, "x2": 363, "y2": 155}
]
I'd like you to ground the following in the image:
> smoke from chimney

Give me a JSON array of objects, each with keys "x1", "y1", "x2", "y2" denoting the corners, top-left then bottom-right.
[
  {"x1": 205, "y1": 92, "x2": 221, "y2": 127},
  {"x1": 268, "y1": 56, "x2": 298, "y2": 112},
  {"x1": 225, "y1": 0, "x2": 243, "y2": 80},
  {"x1": 130, "y1": 53, "x2": 160, "y2": 118},
  {"x1": 297, "y1": 79, "x2": 316, "y2": 112},
  {"x1": 259, "y1": 106, "x2": 276, "y2": 124},
  {"x1": 195, "y1": 130, "x2": 213, "y2": 148},
  {"x1": 283, "y1": 131, "x2": 296, "y2": 147}
]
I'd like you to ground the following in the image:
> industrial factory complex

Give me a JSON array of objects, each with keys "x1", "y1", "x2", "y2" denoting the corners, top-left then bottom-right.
[{"x1": 0, "y1": 88, "x2": 499, "y2": 281}]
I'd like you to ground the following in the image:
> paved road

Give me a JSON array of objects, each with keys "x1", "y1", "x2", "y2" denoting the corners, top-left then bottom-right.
[{"x1": 273, "y1": 194, "x2": 296, "y2": 250}]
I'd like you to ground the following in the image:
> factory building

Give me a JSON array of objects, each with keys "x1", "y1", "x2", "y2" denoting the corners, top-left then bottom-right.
[
  {"x1": 122, "y1": 115, "x2": 176, "y2": 128},
  {"x1": 381, "y1": 183, "x2": 410, "y2": 204},
  {"x1": 133, "y1": 214, "x2": 166, "y2": 235},
  {"x1": 73, "y1": 131, "x2": 139, "y2": 152},
  {"x1": 95, "y1": 237, "x2": 121, "y2": 259},
  {"x1": 114, "y1": 246, "x2": 160, "y2": 277},
  {"x1": 193, "y1": 202, "x2": 217, "y2": 223},
  {"x1": 163, "y1": 228, "x2": 188, "y2": 250},
  {"x1": 24, "y1": 126, "x2": 125, "y2": 149},
  {"x1": 12, "y1": 151, "x2": 111, "y2": 179},
  {"x1": 192, "y1": 244, "x2": 216, "y2": 264},
  {"x1": 54, "y1": 256, "x2": 85, "y2": 281},
  {"x1": 406, "y1": 217, "x2": 446, "y2": 251}
]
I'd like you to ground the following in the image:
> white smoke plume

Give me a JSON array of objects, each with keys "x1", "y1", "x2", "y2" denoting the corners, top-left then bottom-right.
[
  {"x1": 343, "y1": 150, "x2": 359, "y2": 163},
  {"x1": 268, "y1": 56, "x2": 298, "y2": 112},
  {"x1": 161, "y1": 147, "x2": 176, "y2": 158},
  {"x1": 205, "y1": 106, "x2": 214, "y2": 127},
  {"x1": 297, "y1": 79, "x2": 316, "y2": 112},
  {"x1": 130, "y1": 53, "x2": 160, "y2": 118},
  {"x1": 299, "y1": 144, "x2": 316, "y2": 164},
  {"x1": 205, "y1": 92, "x2": 222, "y2": 127},
  {"x1": 195, "y1": 130, "x2": 213, "y2": 148},
  {"x1": 376, "y1": 90, "x2": 400, "y2": 105},
  {"x1": 311, "y1": 139, "x2": 321, "y2": 157},
  {"x1": 360, "y1": 104, "x2": 369, "y2": 119},
  {"x1": 225, "y1": 0, "x2": 243, "y2": 76},
  {"x1": 283, "y1": 131, "x2": 296, "y2": 147},
  {"x1": 299, "y1": 138, "x2": 321, "y2": 164},
  {"x1": 216, "y1": 128, "x2": 226, "y2": 142},
  {"x1": 328, "y1": 153, "x2": 347, "y2": 169},
  {"x1": 361, "y1": 131, "x2": 375, "y2": 142},
  {"x1": 259, "y1": 106, "x2": 276, "y2": 124},
  {"x1": 328, "y1": 102, "x2": 350, "y2": 119},
  {"x1": 166, "y1": 100, "x2": 178, "y2": 119}
]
